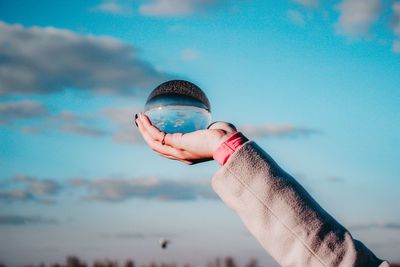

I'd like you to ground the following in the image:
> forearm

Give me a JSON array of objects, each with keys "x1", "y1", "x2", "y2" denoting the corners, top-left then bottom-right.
[{"x1": 211, "y1": 141, "x2": 388, "y2": 267}]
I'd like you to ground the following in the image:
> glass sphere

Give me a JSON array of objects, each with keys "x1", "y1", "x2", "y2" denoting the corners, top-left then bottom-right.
[{"x1": 144, "y1": 80, "x2": 211, "y2": 134}]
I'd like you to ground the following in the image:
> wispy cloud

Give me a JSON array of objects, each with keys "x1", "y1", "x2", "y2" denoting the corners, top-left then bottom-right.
[
  {"x1": 393, "y1": 40, "x2": 400, "y2": 53},
  {"x1": 180, "y1": 48, "x2": 201, "y2": 62},
  {"x1": 287, "y1": 0, "x2": 400, "y2": 53},
  {"x1": 240, "y1": 124, "x2": 321, "y2": 139},
  {"x1": 325, "y1": 176, "x2": 345, "y2": 183},
  {"x1": 393, "y1": 2, "x2": 400, "y2": 36},
  {"x1": 292, "y1": 0, "x2": 319, "y2": 9},
  {"x1": 349, "y1": 222, "x2": 400, "y2": 231},
  {"x1": 11, "y1": 105, "x2": 322, "y2": 144},
  {"x1": 91, "y1": 0, "x2": 133, "y2": 15},
  {"x1": 335, "y1": 0, "x2": 381, "y2": 38},
  {"x1": 0, "y1": 175, "x2": 61, "y2": 204},
  {"x1": 70, "y1": 177, "x2": 217, "y2": 202},
  {"x1": 61, "y1": 124, "x2": 109, "y2": 137},
  {"x1": 138, "y1": 0, "x2": 222, "y2": 17},
  {"x1": 102, "y1": 106, "x2": 143, "y2": 144},
  {"x1": 0, "y1": 100, "x2": 48, "y2": 124},
  {"x1": 13, "y1": 106, "x2": 142, "y2": 143},
  {"x1": 0, "y1": 21, "x2": 170, "y2": 96},
  {"x1": 0, "y1": 191, "x2": 35, "y2": 202},
  {"x1": 18, "y1": 109, "x2": 113, "y2": 139},
  {"x1": 100, "y1": 231, "x2": 178, "y2": 239},
  {"x1": 14, "y1": 175, "x2": 61, "y2": 195},
  {"x1": 287, "y1": 10, "x2": 306, "y2": 26},
  {"x1": 1, "y1": 174, "x2": 217, "y2": 204},
  {"x1": 392, "y1": 2, "x2": 400, "y2": 53},
  {"x1": 0, "y1": 214, "x2": 58, "y2": 225},
  {"x1": 41, "y1": 110, "x2": 322, "y2": 143},
  {"x1": 54, "y1": 111, "x2": 110, "y2": 137}
]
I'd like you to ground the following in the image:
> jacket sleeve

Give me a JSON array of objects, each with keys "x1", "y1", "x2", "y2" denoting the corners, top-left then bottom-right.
[{"x1": 211, "y1": 141, "x2": 389, "y2": 267}]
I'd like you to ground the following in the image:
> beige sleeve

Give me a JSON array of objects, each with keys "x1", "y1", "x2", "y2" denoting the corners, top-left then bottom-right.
[{"x1": 211, "y1": 141, "x2": 388, "y2": 267}]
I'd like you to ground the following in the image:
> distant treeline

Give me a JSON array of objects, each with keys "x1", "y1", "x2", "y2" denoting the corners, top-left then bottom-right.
[
  {"x1": 1, "y1": 256, "x2": 399, "y2": 267},
  {"x1": 0, "y1": 256, "x2": 260, "y2": 267}
]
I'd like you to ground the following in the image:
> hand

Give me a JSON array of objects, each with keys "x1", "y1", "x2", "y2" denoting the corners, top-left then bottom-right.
[{"x1": 135, "y1": 113, "x2": 237, "y2": 165}]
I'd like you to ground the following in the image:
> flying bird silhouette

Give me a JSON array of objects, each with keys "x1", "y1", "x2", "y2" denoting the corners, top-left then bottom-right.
[{"x1": 159, "y1": 238, "x2": 170, "y2": 249}]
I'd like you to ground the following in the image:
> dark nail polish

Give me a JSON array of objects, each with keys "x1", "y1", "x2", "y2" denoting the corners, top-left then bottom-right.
[{"x1": 134, "y1": 114, "x2": 138, "y2": 127}]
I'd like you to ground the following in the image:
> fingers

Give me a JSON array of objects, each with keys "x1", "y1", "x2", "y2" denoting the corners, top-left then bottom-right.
[
  {"x1": 139, "y1": 113, "x2": 165, "y2": 142},
  {"x1": 136, "y1": 113, "x2": 190, "y2": 160},
  {"x1": 158, "y1": 153, "x2": 193, "y2": 165},
  {"x1": 136, "y1": 115, "x2": 167, "y2": 151},
  {"x1": 208, "y1": 121, "x2": 237, "y2": 133},
  {"x1": 135, "y1": 113, "x2": 207, "y2": 165},
  {"x1": 163, "y1": 132, "x2": 186, "y2": 149},
  {"x1": 137, "y1": 113, "x2": 187, "y2": 150}
]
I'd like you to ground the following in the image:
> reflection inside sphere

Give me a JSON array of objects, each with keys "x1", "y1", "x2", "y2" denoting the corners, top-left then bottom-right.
[{"x1": 144, "y1": 80, "x2": 211, "y2": 134}]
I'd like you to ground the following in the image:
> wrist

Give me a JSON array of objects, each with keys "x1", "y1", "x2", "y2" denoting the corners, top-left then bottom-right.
[
  {"x1": 209, "y1": 131, "x2": 234, "y2": 156},
  {"x1": 212, "y1": 132, "x2": 248, "y2": 165}
]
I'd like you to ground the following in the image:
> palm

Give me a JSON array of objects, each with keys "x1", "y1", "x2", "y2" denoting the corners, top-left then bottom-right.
[{"x1": 135, "y1": 113, "x2": 235, "y2": 164}]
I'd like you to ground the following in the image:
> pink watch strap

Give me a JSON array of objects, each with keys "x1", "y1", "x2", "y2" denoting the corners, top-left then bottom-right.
[{"x1": 213, "y1": 132, "x2": 249, "y2": 166}]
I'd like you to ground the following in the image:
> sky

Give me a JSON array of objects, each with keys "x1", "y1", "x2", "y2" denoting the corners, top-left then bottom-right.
[{"x1": 0, "y1": 0, "x2": 399, "y2": 266}]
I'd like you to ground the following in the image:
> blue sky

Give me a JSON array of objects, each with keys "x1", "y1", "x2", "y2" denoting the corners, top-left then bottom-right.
[{"x1": 0, "y1": 0, "x2": 399, "y2": 266}]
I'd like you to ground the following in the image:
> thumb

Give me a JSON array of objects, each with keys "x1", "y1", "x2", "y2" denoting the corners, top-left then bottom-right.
[{"x1": 207, "y1": 121, "x2": 237, "y2": 133}]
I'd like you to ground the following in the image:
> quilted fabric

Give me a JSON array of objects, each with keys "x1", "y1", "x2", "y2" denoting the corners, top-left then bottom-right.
[{"x1": 212, "y1": 141, "x2": 389, "y2": 267}]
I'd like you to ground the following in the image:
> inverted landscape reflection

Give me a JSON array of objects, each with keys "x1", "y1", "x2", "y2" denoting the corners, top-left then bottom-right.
[{"x1": 145, "y1": 95, "x2": 211, "y2": 134}]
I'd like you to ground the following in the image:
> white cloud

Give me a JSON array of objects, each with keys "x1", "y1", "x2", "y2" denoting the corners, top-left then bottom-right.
[
  {"x1": 0, "y1": 21, "x2": 169, "y2": 96},
  {"x1": 349, "y1": 222, "x2": 400, "y2": 230},
  {"x1": 16, "y1": 109, "x2": 110, "y2": 138},
  {"x1": 0, "y1": 215, "x2": 58, "y2": 225},
  {"x1": 92, "y1": 0, "x2": 133, "y2": 15},
  {"x1": 240, "y1": 124, "x2": 321, "y2": 139},
  {"x1": 292, "y1": 0, "x2": 319, "y2": 9},
  {"x1": 1, "y1": 174, "x2": 216, "y2": 204},
  {"x1": 103, "y1": 106, "x2": 143, "y2": 144},
  {"x1": 70, "y1": 177, "x2": 217, "y2": 202},
  {"x1": 14, "y1": 175, "x2": 61, "y2": 196},
  {"x1": 0, "y1": 175, "x2": 61, "y2": 204},
  {"x1": 392, "y1": 2, "x2": 400, "y2": 53},
  {"x1": 168, "y1": 24, "x2": 185, "y2": 32},
  {"x1": 17, "y1": 106, "x2": 323, "y2": 144},
  {"x1": 393, "y1": 40, "x2": 400, "y2": 53},
  {"x1": 7, "y1": 101, "x2": 323, "y2": 146},
  {"x1": 103, "y1": 106, "x2": 140, "y2": 124},
  {"x1": 287, "y1": 10, "x2": 306, "y2": 26},
  {"x1": 139, "y1": 0, "x2": 221, "y2": 17},
  {"x1": 336, "y1": 0, "x2": 381, "y2": 38},
  {"x1": 0, "y1": 100, "x2": 48, "y2": 124},
  {"x1": 61, "y1": 124, "x2": 109, "y2": 137},
  {"x1": 325, "y1": 176, "x2": 345, "y2": 183},
  {"x1": 10, "y1": 105, "x2": 143, "y2": 144},
  {"x1": 180, "y1": 48, "x2": 201, "y2": 61},
  {"x1": 393, "y1": 2, "x2": 400, "y2": 36}
]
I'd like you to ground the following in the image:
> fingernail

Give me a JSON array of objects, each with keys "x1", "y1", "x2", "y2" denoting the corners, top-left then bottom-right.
[{"x1": 134, "y1": 114, "x2": 138, "y2": 127}]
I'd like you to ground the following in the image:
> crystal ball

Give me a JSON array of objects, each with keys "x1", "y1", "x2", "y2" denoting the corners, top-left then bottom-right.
[{"x1": 144, "y1": 80, "x2": 211, "y2": 134}]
